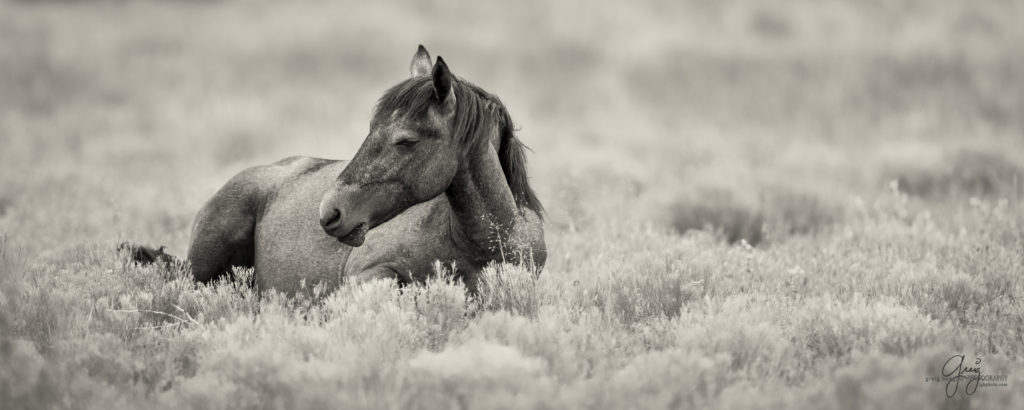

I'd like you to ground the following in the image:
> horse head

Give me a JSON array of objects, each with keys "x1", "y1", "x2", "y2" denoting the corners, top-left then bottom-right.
[{"x1": 319, "y1": 46, "x2": 468, "y2": 246}]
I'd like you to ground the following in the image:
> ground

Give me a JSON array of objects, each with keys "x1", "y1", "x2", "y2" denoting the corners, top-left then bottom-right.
[{"x1": 1, "y1": 0, "x2": 1023, "y2": 409}]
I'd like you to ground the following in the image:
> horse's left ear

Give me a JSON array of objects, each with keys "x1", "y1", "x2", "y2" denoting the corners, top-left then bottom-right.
[
  {"x1": 432, "y1": 56, "x2": 454, "y2": 104},
  {"x1": 410, "y1": 45, "x2": 432, "y2": 78}
]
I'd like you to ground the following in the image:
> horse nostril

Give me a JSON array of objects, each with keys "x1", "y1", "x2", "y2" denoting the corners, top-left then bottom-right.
[{"x1": 321, "y1": 208, "x2": 342, "y2": 229}]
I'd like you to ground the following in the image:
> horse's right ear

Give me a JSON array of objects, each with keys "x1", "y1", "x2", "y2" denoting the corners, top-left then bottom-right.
[
  {"x1": 410, "y1": 45, "x2": 432, "y2": 78},
  {"x1": 432, "y1": 56, "x2": 453, "y2": 104}
]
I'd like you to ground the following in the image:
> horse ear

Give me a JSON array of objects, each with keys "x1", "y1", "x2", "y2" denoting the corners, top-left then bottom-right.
[
  {"x1": 432, "y1": 56, "x2": 453, "y2": 104},
  {"x1": 410, "y1": 45, "x2": 431, "y2": 78}
]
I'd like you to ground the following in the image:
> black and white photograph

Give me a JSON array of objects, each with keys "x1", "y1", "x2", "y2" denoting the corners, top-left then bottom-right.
[{"x1": 0, "y1": 0, "x2": 1021, "y2": 409}]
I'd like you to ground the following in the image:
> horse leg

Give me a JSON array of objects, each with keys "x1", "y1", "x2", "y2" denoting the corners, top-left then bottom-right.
[
  {"x1": 347, "y1": 266, "x2": 406, "y2": 286},
  {"x1": 186, "y1": 169, "x2": 262, "y2": 284}
]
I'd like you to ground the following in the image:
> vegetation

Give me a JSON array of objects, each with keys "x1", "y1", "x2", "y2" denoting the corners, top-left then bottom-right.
[{"x1": 1, "y1": 0, "x2": 1022, "y2": 408}]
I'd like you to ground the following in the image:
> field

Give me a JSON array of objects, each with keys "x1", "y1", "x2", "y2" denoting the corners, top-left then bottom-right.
[{"x1": 1, "y1": 0, "x2": 1023, "y2": 408}]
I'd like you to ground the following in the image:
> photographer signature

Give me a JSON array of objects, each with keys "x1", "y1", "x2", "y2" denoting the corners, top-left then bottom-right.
[{"x1": 941, "y1": 354, "x2": 981, "y2": 398}]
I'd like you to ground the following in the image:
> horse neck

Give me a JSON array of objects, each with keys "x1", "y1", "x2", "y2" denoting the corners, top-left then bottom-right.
[{"x1": 445, "y1": 138, "x2": 519, "y2": 264}]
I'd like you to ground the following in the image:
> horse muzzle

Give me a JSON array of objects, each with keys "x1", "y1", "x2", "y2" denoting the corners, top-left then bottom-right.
[{"x1": 319, "y1": 188, "x2": 372, "y2": 247}]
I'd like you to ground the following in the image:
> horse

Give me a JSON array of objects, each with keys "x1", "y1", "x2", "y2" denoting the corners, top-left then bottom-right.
[{"x1": 127, "y1": 46, "x2": 546, "y2": 295}]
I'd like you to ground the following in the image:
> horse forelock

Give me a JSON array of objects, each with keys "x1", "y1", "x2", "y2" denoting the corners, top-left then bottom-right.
[{"x1": 372, "y1": 76, "x2": 543, "y2": 217}]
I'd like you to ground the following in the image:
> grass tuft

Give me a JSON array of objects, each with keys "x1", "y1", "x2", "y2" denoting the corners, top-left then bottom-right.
[{"x1": 476, "y1": 263, "x2": 541, "y2": 319}]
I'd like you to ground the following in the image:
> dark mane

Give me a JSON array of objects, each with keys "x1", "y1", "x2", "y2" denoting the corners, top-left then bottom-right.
[{"x1": 373, "y1": 77, "x2": 544, "y2": 217}]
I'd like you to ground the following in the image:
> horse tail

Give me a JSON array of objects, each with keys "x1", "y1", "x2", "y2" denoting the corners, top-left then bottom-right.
[{"x1": 118, "y1": 242, "x2": 181, "y2": 269}]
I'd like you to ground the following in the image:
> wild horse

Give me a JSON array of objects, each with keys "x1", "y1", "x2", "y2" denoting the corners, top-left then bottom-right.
[{"x1": 129, "y1": 46, "x2": 546, "y2": 294}]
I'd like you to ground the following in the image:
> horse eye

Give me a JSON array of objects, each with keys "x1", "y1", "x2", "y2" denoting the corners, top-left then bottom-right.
[{"x1": 395, "y1": 139, "x2": 420, "y2": 147}]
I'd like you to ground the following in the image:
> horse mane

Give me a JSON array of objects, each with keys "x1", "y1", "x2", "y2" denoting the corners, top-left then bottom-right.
[{"x1": 373, "y1": 76, "x2": 544, "y2": 217}]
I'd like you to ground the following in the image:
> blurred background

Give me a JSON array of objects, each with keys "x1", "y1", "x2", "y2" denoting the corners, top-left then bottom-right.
[{"x1": 1, "y1": 0, "x2": 1022, "y2": 257}]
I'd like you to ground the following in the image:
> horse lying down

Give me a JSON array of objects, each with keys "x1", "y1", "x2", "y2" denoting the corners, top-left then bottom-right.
[{"x1": 127, "y1": 45, "x2": 546, "y2": 294}]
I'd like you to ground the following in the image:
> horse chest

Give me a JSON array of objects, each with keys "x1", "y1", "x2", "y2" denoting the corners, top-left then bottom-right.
[{"x1": 343, "y1": 196, "x2": 465, "y2": 283}]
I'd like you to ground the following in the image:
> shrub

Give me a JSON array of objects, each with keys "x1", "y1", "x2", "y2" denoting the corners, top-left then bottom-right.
[
  {"x1": 665, "y1": 184, "x2": 843, "y2": 245},
  {"x1": 605, "y1": 349, "x2": 732, "y2": 409},
  {"x1": 761, "y1": 186, "x2": 843, "y2": 239},
  {"x1": 0, "y1": 339, "x2": 53, "y2": 410},
  {"x1": 666, "y1": 187, "x2": 765, "y2": 245},
  {"x1": 893, "y1": 149, "x2": 1024, "y2": 199},
  {"x1": 476, "y1": 263, "x2": 540, "y2": 318},
  {"x1": 569, "y1": 256, "x2": 704, "y2": 326},
  {"x1": 676, "y1": 294, "x2": 801, "y2": 380},
  {"x1": 398, "y1": 265, "x2": 471, "y2": 351},
  {"x1": 792, "y1": 294, "x2": 948, "y2": 359},
  {"x1": 404, "y1": 338, "x2": 550, "y2": 409}
]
